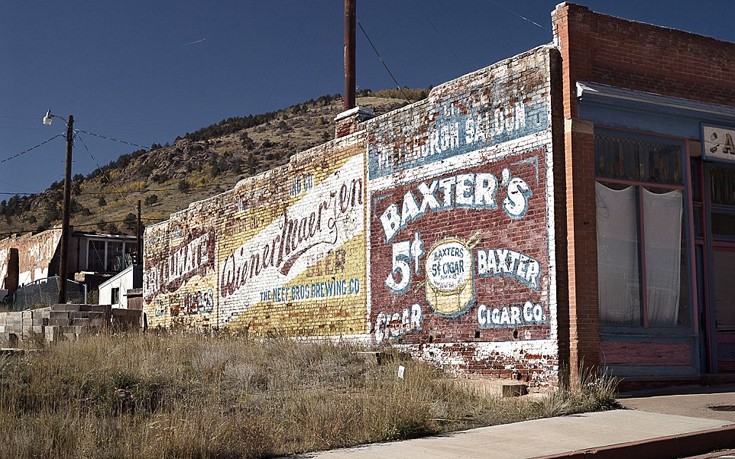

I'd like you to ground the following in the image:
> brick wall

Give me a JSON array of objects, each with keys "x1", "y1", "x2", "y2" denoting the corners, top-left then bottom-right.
[
  {"x1": 144, "y1": 45, "x2": 560, "y2": 390},
  {"x1": 551, "y1": 3, "x2": 735, "y2": 382},
  {"x1": 366, "y1": 46, "x2": 558, "y2": 389},
  {"x1": 0, "y1": 229, "x2": 62, "y2": 289},
  {"x1": 144, "y1": 135, "x2": 368, "y2": 337}
]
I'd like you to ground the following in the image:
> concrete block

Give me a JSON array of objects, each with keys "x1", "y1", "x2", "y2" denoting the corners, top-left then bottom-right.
[
  {"x1": 456, "y1": 379, "x2": 528, "y2": 398},
  {"x1": 45, "y1": 326, "x2": 60, "y2": 342},
  {"x1": 32, "y1": 325, "x2": 44, "y2": 335},
  {"x1": 74, "y1": 318, "x2": 91, "y2": 329},
  {"x1": 70, "y1": 311, "x2": 105, "y2": 322},
  {"x1": 62, "y1": 332, "x2": 76, "y2": 341},
  {"x1": 6, "y1": 314, "x2": 22, "y2": 325},
  {"x1": 60, "y1": 326, "x2": 83, "y2": 335},
  {"x1": 49, "y1": 311, "x2": 71, "y2": 319},
  {"x1": 51, "y1": 304, "x2": 81, "y2": 313},
  {"x1": 48, "y1": 318, "x2": 70, "y2": 327},
  {"x1": 502, "y1": 383, "x2": 528, "y2": 398}
]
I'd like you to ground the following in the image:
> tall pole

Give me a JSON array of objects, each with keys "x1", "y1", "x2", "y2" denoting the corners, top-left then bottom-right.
[
  {"x1": 136, "y1": 199, "x2": 142, "y2": 265},
  {"x1": 344, "y1": 0, "x2": 356, "y2": 110},
  {"x1": 58, "y1": 114, "x2": 74, "y2": 304}
]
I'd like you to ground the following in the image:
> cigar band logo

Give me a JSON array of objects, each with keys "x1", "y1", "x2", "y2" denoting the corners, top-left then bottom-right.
[{"x1": 425, "y1": 235, "x2": 478, "y2": 317}]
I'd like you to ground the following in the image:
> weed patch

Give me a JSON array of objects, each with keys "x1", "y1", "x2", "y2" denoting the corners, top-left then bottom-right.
[{"x1": 0, "y1": 333, "x2": 618, "y2": 458}]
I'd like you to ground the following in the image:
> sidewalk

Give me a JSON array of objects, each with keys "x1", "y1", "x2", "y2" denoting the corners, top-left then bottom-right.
[{"x1": 301, "y1": 384, "x2": 735, "y2": 459}]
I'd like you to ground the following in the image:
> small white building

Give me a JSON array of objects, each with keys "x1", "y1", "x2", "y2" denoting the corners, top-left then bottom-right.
[{"x1": 98, "y1": 265, "x2": 142, "y2": 308}]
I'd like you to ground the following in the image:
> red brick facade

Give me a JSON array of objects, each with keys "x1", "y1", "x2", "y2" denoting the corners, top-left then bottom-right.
[{"x1": 552, "y1": 3, "x2": 735, "y2": 383}]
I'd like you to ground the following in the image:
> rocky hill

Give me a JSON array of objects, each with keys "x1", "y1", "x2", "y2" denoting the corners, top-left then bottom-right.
[{"x1": 0, "y1": 89, "x2": 427, "y2": 237}]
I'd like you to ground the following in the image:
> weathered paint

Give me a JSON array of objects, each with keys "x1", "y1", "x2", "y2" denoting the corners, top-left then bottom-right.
[
  {"x1": 216, "y1": 138, "x2": 367, "y2": 335},
  {"x1": 143, "y1": 45, "x2": 558, "y2": 388},
  {"x1": 601, "y1": 341, "x2": 693, "y2": 366},
  {"x1": 367, "y1": 46, "x2": 558, "y2": 385},
  {"x1": 0, "y1": 229, "x2": 62, "y2": 288},
  {"x1": 143, "y1": 196, "x2": 221, "y2": 329}
]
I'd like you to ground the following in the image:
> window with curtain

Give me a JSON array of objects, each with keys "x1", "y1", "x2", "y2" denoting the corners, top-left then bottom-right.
[{"x1": 595, "y1": 133, "x2": 688, "y2": 328}]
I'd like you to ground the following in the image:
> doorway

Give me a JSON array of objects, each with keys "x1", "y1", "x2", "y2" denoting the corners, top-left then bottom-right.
[{"x1": 712, "y1": 246, "x2": 735, "y2": 371}]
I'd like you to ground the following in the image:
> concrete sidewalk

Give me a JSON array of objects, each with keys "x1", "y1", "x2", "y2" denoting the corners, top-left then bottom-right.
[{"x1": 301, "y1": 384, "x2": 735, "y2": 459}]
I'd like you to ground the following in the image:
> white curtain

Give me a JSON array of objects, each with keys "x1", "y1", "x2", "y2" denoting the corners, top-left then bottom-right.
[
  {"x1": 596, "y1": 183, "x2": 640, "y2": 326},
  {"x1": 643, "y1": 188, "x2": 682, "y2": 327}
]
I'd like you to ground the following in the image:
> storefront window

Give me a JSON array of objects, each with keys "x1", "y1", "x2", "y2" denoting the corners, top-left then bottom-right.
[
  {"x1": 595, "y1": 133, "x2": 689, "y2": 328},
  {"x1": 710, "y1": 167, "x2": 735, "y2": 206}
]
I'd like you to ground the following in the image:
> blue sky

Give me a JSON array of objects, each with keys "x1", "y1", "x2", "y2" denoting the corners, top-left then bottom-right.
[{"x1": 1, "y1": 0, "x2": 734, "y2": 196}]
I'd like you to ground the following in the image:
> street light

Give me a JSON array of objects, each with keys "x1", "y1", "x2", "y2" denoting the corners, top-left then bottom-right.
[{"x1": 43, "y1": 110, "x2": 74, "y2": 304}]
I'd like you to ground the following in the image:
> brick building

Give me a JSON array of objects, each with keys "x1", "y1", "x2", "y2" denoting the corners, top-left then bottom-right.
[
  {"x1": 142, "y1": 3, "x2": 735, "y2": 389},
  {"x1": 554, "y1": 3, "x2": 735, "y2": 383},
  {"x1": 0, "y1": 228, "x2": 137, "y2": 304}
]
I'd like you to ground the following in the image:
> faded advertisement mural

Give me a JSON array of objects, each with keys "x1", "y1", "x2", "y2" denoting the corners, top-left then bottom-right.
[
  {"x1": 217, "y1": 139, "x2": 366, "y2": 336},
  {"x1": 144, "y1": 199, "x2": 219, "y2": 329},
  {"x1": 142, "y1": 45, "x2": 559, "y2": 387},
  {"x1": 370, "y1": 147, "x2": 551, "y2": 340},
  {"x1": 0, "y1": 229, "x2": 62, "y2": 288},
  {"x1": 367, "y1": 46, "x2": 557, "y2": 383}
]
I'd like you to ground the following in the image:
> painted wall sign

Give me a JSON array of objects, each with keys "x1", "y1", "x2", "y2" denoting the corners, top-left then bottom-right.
[
  {"x1": 144, "y1": 228, "x2": 216, "y2": 302},
  {"x1": 703, "y1": 124, "x2": 735, "y2": 162},
  {"x1": 0, "y1": 229, "x2": 62, "y2": 287},
  {"x1": 219, "y1": 155, "x2": 363, "y2": 307},
  {"x1": 425, "y1": 237, "x2": 476, "y2": 317},
  {"x1": 142, "y1": 45, "x2": 558, "y2": 387},
  {"x1": 370, "y1": 145, "x2": 552, "y2": 344},
  {"x1": 216, "y1": 143, "x2": 367, "y2": 336}
]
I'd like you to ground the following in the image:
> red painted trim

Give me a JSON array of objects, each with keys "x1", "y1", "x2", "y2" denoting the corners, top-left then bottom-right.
[
  {"x1": 685, "y1": 144, "x2": 699, "y2": 336},
  {"x1": 602, "y1": 341, "x2": 692, "y2": 366}
]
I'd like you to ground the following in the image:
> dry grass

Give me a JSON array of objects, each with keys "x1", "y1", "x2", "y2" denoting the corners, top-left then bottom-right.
[{"x1": 0, "y1": 332, "x2": 618, "y2": 458}]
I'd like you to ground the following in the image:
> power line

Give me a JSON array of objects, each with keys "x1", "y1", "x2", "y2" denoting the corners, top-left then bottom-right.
[
  {"x1": 486, "y1": 0, "x2": 548, "y2": 31},
  {"x1": 0, "y1": 134, "x2": 64, "y2": 164},
  {"x1": 410, "y1": 0, "x2": 467, "y2": 69},
  {"x1": 75, "y1": 132, "x2": 139, "y2": 212},
  {"x1": 75, "y1": 129, "x2": 148, "y2": 150},
  {"x1": 262, "y1": 0, "x2": 317, "y2": 113},
  {"x1": 356, "y1": 19, "x2": 412, "y2": 104}
]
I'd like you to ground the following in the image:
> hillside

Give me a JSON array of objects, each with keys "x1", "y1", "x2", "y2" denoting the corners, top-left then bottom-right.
[{"x1": 0, "y1": 89, "x2": 427, "y2": 237}]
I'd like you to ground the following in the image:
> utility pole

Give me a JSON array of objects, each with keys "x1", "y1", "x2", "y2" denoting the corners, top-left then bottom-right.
[
  {"x1": 136, "y1": 200, "x2": 142, "y2": 265},
  {"x1": 58, "y1": 114, "x2": 74, "y2": 304},
  {"x1": 344, "y1": 0, "x2": 356, "y2": 110}
]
